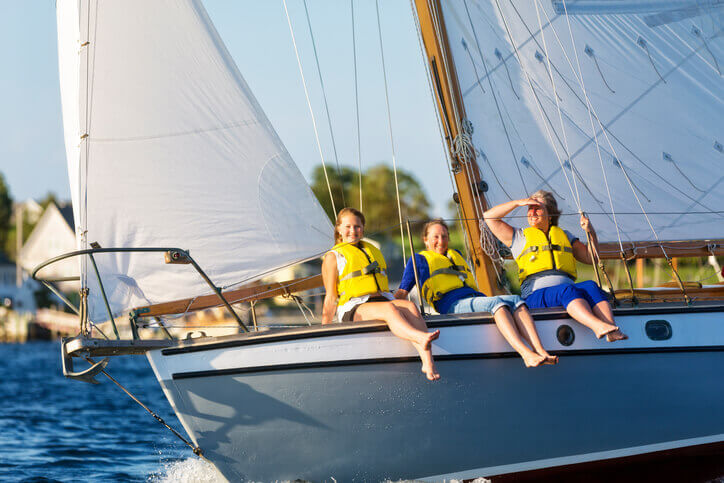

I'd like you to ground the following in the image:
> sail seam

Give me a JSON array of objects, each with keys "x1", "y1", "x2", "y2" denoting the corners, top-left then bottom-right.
[{"x1": 87, "y1": 119, "x2": 259, "y2": 143}]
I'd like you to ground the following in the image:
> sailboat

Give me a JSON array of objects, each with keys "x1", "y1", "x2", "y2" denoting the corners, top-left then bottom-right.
[{"x1": 35, "y1": 0, "x2": 724, "y2": 480}]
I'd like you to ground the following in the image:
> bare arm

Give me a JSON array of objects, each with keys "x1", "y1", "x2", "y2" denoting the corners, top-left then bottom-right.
[
  {"x1": 571, "y1": 214, "x2": 596, "y2": 265},
  {"x1": 321, "y1": 252, "x2": 339, "y2": 325},
  {"x1": 484, "y1": 198, "x2": 536, "y2": 247}
]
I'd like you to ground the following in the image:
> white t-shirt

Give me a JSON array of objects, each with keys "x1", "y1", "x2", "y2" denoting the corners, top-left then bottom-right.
[{"x1": 332, "y1": 249, "x2": 393, "y2": 322}]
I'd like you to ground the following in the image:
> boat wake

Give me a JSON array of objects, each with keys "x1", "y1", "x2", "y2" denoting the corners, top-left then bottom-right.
[{"x1": 149, "y1": 457, "x2": 225, "y2": 483}]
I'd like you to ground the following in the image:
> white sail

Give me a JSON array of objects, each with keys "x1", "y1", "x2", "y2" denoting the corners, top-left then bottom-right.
[
  {"x1": 439, "y1": 0, "x2": 723, "y2": 243},
  {"x1": 56, "y1": 0, "x2": 332, "y2": 320}
]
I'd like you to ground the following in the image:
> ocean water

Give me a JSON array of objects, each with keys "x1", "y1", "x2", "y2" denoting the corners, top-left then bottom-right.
[{"x1": 0, "y1": 341, "x2": 223, "y2": 482}]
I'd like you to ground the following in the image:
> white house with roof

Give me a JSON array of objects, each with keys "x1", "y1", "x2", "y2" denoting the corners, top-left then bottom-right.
[{"x1": 18, "y1": 202, "x2": 79, "y2": 292}]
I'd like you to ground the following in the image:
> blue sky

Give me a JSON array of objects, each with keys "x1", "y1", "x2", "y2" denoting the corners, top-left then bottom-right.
[{"x1": 0, "y1": 1, "x2": 452, "y2": 216}]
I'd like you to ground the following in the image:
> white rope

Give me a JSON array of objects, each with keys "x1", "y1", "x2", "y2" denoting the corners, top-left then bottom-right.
[
  {"x1": 374, "y1": 0, "x2": 406, "y2": 263},
  {"x1": 490, "y1": 0, "x2": 579, "y2": 206},
  {"x1": 553, "y1": 1, "x2": 660, "y2": 253},
  {"x1": 408, "y1": 0, "x2": 470, "y2": 261},
  {"x1": 302, "y1": 0, "x2": 346, "y2": 207},
  {"x1": 532, "y1": 0, "x2": 583, "y2": 213},
  {"x1": 283, "y1": 0, "x2": 337, "y2": 215},
  {"x1": 351, "y1": 0, "x2": 363, "y2": 210}
]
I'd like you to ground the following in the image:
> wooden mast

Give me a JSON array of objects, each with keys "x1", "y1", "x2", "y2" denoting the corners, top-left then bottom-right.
[{"x1": 412, "y1": 0, "x2": 502, "y2": 296}]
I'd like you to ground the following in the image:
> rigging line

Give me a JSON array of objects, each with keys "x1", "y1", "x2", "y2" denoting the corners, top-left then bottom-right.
[
  {"x1": 506, "y1": 1, "x2": 722, "y2": 215},
  {"x1": 490, "y1": 0, "x2": 578, "y2": 204},
  {"x1": 461, "y1": 39, "x2": 486, "y2": 95},
  {"x1": 663, "y1": 152, "x2": 705, "y2": 193},
  {"x1": 351, "y1": 0, "x2": 363, "y2": 210},
  {"x1": 691, "y1": 24, "x2": 721, "y2": 76},
  {"x1": 427, "y1": 0, "x2": 462, "y2": 130},
  {"x1": 554, "y1": 0, "x2": 629, "y2": 251},
  {"x1": 283, "y1": 0, "x2": 337, "y2": 215},
  {"x1": 478, "y1": 149, "x2": 513, "y2": 199},
  {"x1": 462, "y1": 0, "x2": 528, "y2": 195},
  {"x1": 374, "y1": 0, "x2": 406, "y2": 262},
  {"x1": 462, "y1": 5, "x2": 561, "y2": 97},
  {"x1": 408, "y1": 0, "x2": 465, "y2": 254},
  {"x1": 585, "y1": 45, "x2": 615, "y2": 94},
  {"x1": 533, "y1": 0, "x2": 583, "y2": 212},
  {"x1": 637, "y1": 36, "x2": 666, "y2": 84},
  {"x1": 410, "y1": 0, "x2": 467, "y2": 241},
  {"x1": 557, "y1": 2, "x2": 662, "y2": 258},
  {"x1": 663, "y1": 23, "x2": 721, "y2": 76},
  {"x1": 495, "y1": 49, "x2": 521, "y2": 99},
  {"x1": 302, "y1": 0, "x2": 346, "y2": 207},
  {"x1": 665, "y1": 175, "x2": 724, "y2": 230}
]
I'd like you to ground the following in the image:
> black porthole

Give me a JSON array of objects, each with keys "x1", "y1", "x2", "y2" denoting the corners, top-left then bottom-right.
[
  {"x1": 645, "y1": 320, "x2": 672, "y2": 341},
  {"x1": 556, "y1": 324, "x2": 575, "y2": 346}
]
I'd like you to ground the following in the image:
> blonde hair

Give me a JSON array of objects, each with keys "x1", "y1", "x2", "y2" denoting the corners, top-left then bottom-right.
[
  {"x1": 531, "y1": 190, "x2": 561, "y2": 226},
  {"x1": 334, "y1": 207, "x2": 366, "y2": 244},
  {"x1": 422, "y1": 218, "x2": 449, "y2": 242}
]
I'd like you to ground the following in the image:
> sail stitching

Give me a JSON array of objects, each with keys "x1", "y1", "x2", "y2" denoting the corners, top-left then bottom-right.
[{"x1": 88, "y1": 119, "x2": 258, "y2": 143}]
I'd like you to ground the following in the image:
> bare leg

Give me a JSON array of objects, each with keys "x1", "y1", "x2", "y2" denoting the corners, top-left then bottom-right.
[
  {"x1": 392, "y1": 300, "x2": 440, "y2": 380},
  {"x1": 513, "y1": 306, "x2": 557, "y2": 364},
  {"x1": 592, "y1": 301, "x2": 628, "y2": 342},
  {"x1": 492, "y1": 308, "x2": 545, "y2": 367},
  {"x1": 565, "y1": 298, "x2": 619, "y2": 339},
  {"x1": 354, "y1": 301, "x2": 440, "y2": 380}
]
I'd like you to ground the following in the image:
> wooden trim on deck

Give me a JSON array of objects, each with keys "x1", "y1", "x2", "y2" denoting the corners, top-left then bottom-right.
[{"x1": 132, "y1": 274, "x2": 323, "y2": 318}]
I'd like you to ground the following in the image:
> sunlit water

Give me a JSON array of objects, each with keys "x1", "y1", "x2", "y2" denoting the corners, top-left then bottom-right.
[{"x1": 0, "y1": 341, "x2": 223, "y2": 482}]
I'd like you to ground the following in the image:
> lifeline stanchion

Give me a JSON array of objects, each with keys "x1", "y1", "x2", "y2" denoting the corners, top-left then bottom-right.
[
  {"x1": 406, "y1": 220, "x2": 425, "y2": 316},
  {"x1": 84, "y1": 357, "x2": 203, "y2": 457}
]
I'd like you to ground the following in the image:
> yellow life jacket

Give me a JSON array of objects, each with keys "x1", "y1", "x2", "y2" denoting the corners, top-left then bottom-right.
[
  {"x1": 419, "y1": 249, "x2": 478, "y2": 306},
  {"x1": 334, "y1": 240, "x2": 389, "y2": 306},
  {"x1": 515, "y1": 226, "x2": 577, "y2": 282}
]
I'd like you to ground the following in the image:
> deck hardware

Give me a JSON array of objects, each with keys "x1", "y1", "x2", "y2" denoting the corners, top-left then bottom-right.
[
  {"x1": 645, "y1": 320, "x2": 672, "y2": 341},
  {"x1": 165, "y1": 249, "x2": 191, "y2": 264},
  {"x1": 477, "y1": 180, "x2": 488, "y2": 193},
  {"x1": 61, "y1": 337, "x2": 108, "y2": 384},
  {"x1": 556, "y1": 324, "x2": 575, "y2": 346},
  {"x1": 452, "y1": 192, "x2": 460, "y2": 204}
]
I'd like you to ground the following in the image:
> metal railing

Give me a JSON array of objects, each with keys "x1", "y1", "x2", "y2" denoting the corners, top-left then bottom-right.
[{"x1": 31, "y1": 247, "x2": 249, "y2": 340}]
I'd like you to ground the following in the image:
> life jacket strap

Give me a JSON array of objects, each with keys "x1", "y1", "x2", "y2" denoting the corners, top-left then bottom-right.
[{"x1": 340, "y1": 260, "x2": 385, "y2": 281}]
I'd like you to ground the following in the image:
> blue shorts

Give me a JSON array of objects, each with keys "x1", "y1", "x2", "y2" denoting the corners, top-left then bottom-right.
[
  {"x1": 447, "y1": 294, "x2": 525, "y2": 315},
  {"x1": 525, "y1": 280, "x2": 608, "y2": 309}
]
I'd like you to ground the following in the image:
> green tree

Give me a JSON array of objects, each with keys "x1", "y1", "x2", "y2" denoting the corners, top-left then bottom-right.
[
  {"x1": 310, "y1": 164, "x2": 360, "y2": 222},
  {"x1": 310, "y1": 163, "x2": 431, "y2": 238},
  {"x1": 0, "y1": 172, "x2": 13, "y2": 253}
]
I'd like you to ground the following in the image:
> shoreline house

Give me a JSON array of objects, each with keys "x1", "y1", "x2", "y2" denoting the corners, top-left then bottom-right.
[
  {"x1": 18, "y1": 202, "x2": 78, "y2": 294},
  {"x1": 0, "y1": 251, "x2": 36, "y2": 313}
]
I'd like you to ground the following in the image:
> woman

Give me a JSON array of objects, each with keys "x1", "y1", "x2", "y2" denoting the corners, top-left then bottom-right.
[
  {"x1": 394, "y1": 219, "x2": 556, "y2": 367},
  {"x1": 484, "y1": 190, "x2": 627, "y2": 341},
  {"x1": 321, "y1": 208, "x2": 441, "y2": 381}
]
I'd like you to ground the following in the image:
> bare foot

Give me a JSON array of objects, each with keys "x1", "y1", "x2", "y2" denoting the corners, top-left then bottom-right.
[
  {"x1": 419, "y1": 329, "x2": 440, "y2": 350},
  {"x1": 421, "y1": 363, "x2": 440, "y2": 381},
  {"x1": 595, "y1": 325, "x2": 619, "y2": 339},
  {"x1": 537, "y1": 351, "x2": 558, "y2": 365},
  {"x1": 606, "y1": 329, "x2": 628, "y2": 342},
  {"x1": 522, "y1": 351, "x2": 546, "y2": 368}
]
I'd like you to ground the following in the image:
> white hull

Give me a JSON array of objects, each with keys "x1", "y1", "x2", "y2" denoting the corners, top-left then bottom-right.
[{"x1": 146, "y1": 304, "x2": 724, "y2": 481}]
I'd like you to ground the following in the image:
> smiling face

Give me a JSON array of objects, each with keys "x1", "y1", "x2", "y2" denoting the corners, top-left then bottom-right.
[
  {"x1": 337, "y1": 213, "x2": 364, "y2": 245},
  {"x1": 423, "y1": 223, "x2": 450, "y2": 255},
  {"x1": 527, "y1": 197, "x2": 550, "y2": 232}
]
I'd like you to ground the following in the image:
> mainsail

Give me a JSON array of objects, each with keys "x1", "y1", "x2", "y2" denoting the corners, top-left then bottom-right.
[
  {"x1": 56, "y1": 0, "x2": 332, "y2": 320},
  {"x1": 439, "y1": 0, "x2": 723, "y2": 243}
]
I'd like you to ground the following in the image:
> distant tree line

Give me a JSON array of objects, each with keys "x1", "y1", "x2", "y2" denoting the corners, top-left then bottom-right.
[{"x1": 310, "y1": 163, "x2": 431, "y2": 238}]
